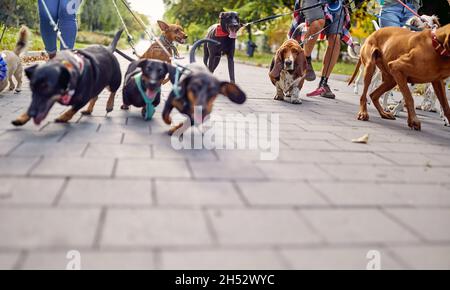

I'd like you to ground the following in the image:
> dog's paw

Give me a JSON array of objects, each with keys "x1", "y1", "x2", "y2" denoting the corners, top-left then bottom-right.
[
  {"x1": 408, "y1": 118, "x2": 421, "y2": 131},
  {"x1": 14, "y1": 89, "x2": 21, "y2": 94},
  {"x1": 11, "y1": 119, "x2": 26, "y2": 127},
  {"x1": 357, "y1": 111, "x2": 369, "y2": 121},
  {"x1": 106, "y1": 107, "x2": 114, "y2": 113},
  {"x1": 274, "y1": 95, "x2": 284, "y2": 101},
  {"x1": 120, "y1": 104, "x2": 130, "y2": 110},
  {"x1": 54, "y1": 118, "x2": 69, "y2": 124},
  {"x1": 381, "y1": 112, "x2": 396, "y2": 120},
  {"x1": 81, "y1": 110, "x2": 92, "y2": 116},
  {"x1": 291, "y1": 99, "x2": 302, "y2": 105}
]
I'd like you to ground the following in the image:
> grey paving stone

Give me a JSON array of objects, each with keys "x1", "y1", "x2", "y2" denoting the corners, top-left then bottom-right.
[
  {"x1": 330, "y1": 152, "x2": 392, "y2": 165},
  {"x1": 84, "y1": 144, "x2": 151, "y2": 158},
  {"x1": 237, "y1": 181, "x2": 328, "y2": 206},
  {"x1": 161, "y1": 249, "x2": 285, "y2": 270},
  {"x1": 0, "y1": 157, "x2": 39, "y2": 175},
  {"x1": 60, "y1": 131, "x2": 123, "y2": 144},
  {"x1": 280, "y1": 248, "x2": 402, "y2": 270},
  {"x1": 60, "y1": 179, "x2": 152, "y2": 206},
  {"x1": 0, "y1": 208, "x2": 100, "y2": 248},
  {"x1": 0, "y1": 253, "x2": 20, "y2": 270},
  {"x1": 23, "y1": 251, "x2": 155, "y2": 270},
  {"x1": 102, "y1": 209, "x2": 212, "y2": 247},
  {"x1": 0, "y1": 141, "x2": 20, "y2": 156},
  {"x1": 310, "y1": 182, "x2": 450, "y2": 206},
  {"x1": 0, "y1": 177, "x2": 64, "y2": 205},
  {"x1": 10, "y1": 142, "x2": 87, "y2": 157},
  {"x1": 256, "y1": 163, "x2": 332, "y2": 181},
  {"x1": 156, "y1": 181, "x2": 242, "y2": 206},
  {"x1": 31, "y1": 158, "x2": 115, "y2": 177},
  {"x1": 282, "y1": 140, "x2": 339, "y2": 150},
  {"x1": 116, "y1": 159, "x2": 191, "y2": 178},
  {"x1": 208, "y1": 209, "x2": 322, "y2": 245},
  {"x1": 301, "y1": 209, "x2": 419, "y2": 244},
  {"x1": 190, "y1": 161, "x2": 265, "y2": 180},
  {"x1": 386, "y1": 209, "x2": 450, "y2": 242},
  {"x1": 389, "y1": 246, "x2": 450, "y2": 270}
]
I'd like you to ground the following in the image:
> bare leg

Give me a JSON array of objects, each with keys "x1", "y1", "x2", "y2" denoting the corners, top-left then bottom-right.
[
  {"x1": 321, "y1": 34, "x2": 341, "y2": 78},
  {"x1": 303, "y1": 19, "x2": 325, "y2": 57}
]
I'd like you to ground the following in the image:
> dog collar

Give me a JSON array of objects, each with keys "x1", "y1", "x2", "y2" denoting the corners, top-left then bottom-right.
[
  {"x1": 432, "y1": 29, "x2": 450, "y2": 57},
  {"x1": 215, "y1": 25, "x2": 229, "y2": 37},
  {"x1": 159, "y1": 35, "x2": 180, "y2": 58},
  {"x1": 0, "y1": 54, "x2": 7, "y2": 81},
  {"x1": 59, "y1": 53, "x2": 85, "y2": 105},
  {"x1": 134, "y1": 72, "x2": 159, "y2": 121}
]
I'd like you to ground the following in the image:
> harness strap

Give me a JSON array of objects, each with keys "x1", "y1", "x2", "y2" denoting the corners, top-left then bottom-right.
[
  {"x1": 432, "y1": 29, "x2": 450, "y2": 57},
  {"x1": 160, "y1": 35, "x2": 180, "y2": 58},
  {"x1": 134, "y1": 73, "x2": 159, "y2": 121}
]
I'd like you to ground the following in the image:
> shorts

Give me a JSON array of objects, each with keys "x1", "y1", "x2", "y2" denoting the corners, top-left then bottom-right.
[{"x1": 301, "y1": 0, "x2": 345, "y2": 36}]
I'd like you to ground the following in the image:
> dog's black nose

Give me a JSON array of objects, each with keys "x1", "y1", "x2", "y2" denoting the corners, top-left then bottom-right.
[{"x1": 285, "y1": 60, "x2": 293, "y2": 66}]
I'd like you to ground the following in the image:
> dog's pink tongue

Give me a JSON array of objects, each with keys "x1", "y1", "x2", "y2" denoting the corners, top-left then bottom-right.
[
  {"x1": 229, "y1": 31, "x2": 237, "y2": 39},
  {"x1": 146, "y1": 89, "x2": 157, "y2": 100}
]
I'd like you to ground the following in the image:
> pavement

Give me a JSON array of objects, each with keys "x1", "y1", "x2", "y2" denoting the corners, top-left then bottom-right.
[{"x1": 0, "y1": 52, "x2": 450, "y2": 270}]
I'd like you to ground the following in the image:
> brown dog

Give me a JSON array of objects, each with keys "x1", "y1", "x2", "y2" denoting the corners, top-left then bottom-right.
[
  {"x1": 349, "y1": 24, "x2": 450, "y2": 130},
  {"x1": 141, "y1": 20, "x2": 187, "y2": 63},
  {"x1": 269, "y1": 39, "x2": 307, "y2": 104}
]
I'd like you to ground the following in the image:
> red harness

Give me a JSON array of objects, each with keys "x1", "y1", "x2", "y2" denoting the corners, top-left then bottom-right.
[
  {"x1": 432, "y1": 29, "x2": 450, "y2": 57},
  {"x1": 215, "y1": 25, "x2": 229, "y2": 37}
]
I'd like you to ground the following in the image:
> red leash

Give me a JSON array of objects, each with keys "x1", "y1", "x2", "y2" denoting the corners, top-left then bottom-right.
[{"x1": 396, "y1": 0, "x2": 421, "y2": 18}]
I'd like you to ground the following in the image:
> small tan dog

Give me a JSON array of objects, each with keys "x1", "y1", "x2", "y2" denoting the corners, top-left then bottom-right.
[
  {"x1": 0, "y1": 26, "x2": 29, "y2": 94},
  {"x1": 141, "y1": 20, "x2": 187, "y2": 63}
]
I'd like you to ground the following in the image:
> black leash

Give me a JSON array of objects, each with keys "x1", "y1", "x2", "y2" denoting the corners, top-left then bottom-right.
[
  {"x1": 111, "y1": 0, "x2": 139, "y2": 57},
  {"x1": 243, "y1": 1, "x2": 326, "y2": 27}
]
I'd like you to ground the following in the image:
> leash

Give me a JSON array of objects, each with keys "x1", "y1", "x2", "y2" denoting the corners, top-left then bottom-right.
[
  {"x1": 111, "y1": 0, "x2": 139, "y2": 57},
  {"x1": 39, "y1": 0, "x2": 68, "y2": 49},
  {"x1": 395, "y1": 0, "x2": 421, "y2": 18},
  {"x1": 134, "y1": 73, "x2": 158, "y2": 120}
]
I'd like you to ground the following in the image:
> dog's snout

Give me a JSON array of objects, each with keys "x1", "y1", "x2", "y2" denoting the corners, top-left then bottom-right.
[{"x1": 285, "y1": 60, "x2": 293, "y2": 66}]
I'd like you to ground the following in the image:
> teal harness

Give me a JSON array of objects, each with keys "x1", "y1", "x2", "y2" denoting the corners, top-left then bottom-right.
[{"x1": 134, "y1": 73, "x2": 160, "y2": 121}]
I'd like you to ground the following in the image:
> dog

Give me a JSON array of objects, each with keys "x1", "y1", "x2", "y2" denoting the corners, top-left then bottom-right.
[
  {"x1": 204, "y1": 11, "x2": 242, "y2": 83},
  {"x1": 0, "y1": 26, "x2": 29, "y2": 94},
  {"x1": 348, "y1": 24, "x2": 450, "y2": 131},
  {"x1": 12, "y1": 30, "x2": 124, "y2": 126},
  {"x1": 269, "y1": 39, "x2": 307, "y2": 104},
  {"x1": 140, "y1": 20, "x2": 188, "y2": 63},
  {"x1": 121, "y1": 59, "x2": 177, "y2": 120},
  {"x1": 163, "y1": 39, "x2": 246, "y2": 136}
]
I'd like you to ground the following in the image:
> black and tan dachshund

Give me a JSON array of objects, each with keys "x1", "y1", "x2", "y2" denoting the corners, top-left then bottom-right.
[
  {"x1": 163, "y1": 39, "x2": 246, "y2": 136},
  {"x1": 121, "y1": 59, "x2": 177, "y2": 120},
  {"x1": 12, "y1": 30, "x2": 124, "y2": 126},
  {"x1": 204, "y1": 11, "x2": 242, "y2": 83}
]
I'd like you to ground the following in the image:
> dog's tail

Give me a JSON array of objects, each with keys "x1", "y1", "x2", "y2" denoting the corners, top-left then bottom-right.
[
  {"x1": 348, "y1": 59, "x2": 362, "y2": 86},
  {"x1": 13, "y1": 26, "x2": 30, "y2": 56},
  {"x1": 190, "y1": 39, "x2": 220, "y2": 64},
  {"x1": 108, "y1": 29, "x2": 124, "y2": 53}
]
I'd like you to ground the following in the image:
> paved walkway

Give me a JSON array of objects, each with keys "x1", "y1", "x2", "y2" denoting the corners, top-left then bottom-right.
[{"x1": 0, "y1": 53, "x2": 449, "y2": 270}]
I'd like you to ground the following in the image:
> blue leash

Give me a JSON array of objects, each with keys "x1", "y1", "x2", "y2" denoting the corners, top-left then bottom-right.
[
  {"x1": 134, "y1": 73, "x2": 159, "y2": 121},
  {"x1": 0, "y1": 54, "x2": 7, "y2": 81}
]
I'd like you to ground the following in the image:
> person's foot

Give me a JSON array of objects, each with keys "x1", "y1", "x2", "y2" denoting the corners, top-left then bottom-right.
[
  {"x1": 305, "y1": 62, "x2": 316, "y2": 82},
  {"x1": 306, "y1": 84, "x2": 336, "y2": 99},
  {"x1": 319, "y1": 83, "x2": 335, "y2": 99}
]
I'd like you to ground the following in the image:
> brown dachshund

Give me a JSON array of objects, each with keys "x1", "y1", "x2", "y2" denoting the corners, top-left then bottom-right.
[
  {"x1": 141, "y1": 20, "x2": 188, "y2": 63},
  {"x1": 349, "y1": 24, "x2": 450, "y2": 130},
  {"x1": 269, "y1": 39, "x2": 307, "y2": 104}
]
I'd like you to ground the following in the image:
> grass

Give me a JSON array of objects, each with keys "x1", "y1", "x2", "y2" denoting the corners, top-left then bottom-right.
[
  {"x1": 0, "y1": 26, "x2": 129, "y2": 52},
  {"x1": 234, "y1": 50, "x2": 357, "y2": 76}
]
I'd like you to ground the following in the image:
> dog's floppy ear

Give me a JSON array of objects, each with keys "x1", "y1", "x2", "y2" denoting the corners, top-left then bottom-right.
[
  {"x1": 220, "y1": 82, "x2": 246, "y2": 104},
  {"x1": 219, "y1": 12, "x2": 224, "y2": 19},
  {"x1": 157, "y1": 20, "x2": 170, "y2": 32},
  {"x1": 294, "y1": 49, "x2": 307, "y2": 78},
  {"x1": 269, "y1": 50, "x2": 283, "y2": 80},
  {"x1": 136, "y1": 59, "x2": 149, "y2": 69},
  {"x1": 432, "y1": 16, "x2": 441, "y2": 28},
  {"x1": 165, "y1": 63, "x2": 178, "y2": 84},
  {"x1": 25, "y1": 64, "x2": 38, "y2": 80}
]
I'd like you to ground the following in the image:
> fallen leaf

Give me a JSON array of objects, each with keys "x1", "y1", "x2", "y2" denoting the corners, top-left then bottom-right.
[{"x1": 352, "y1": 134, "x2": 369, "y2": 144}]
